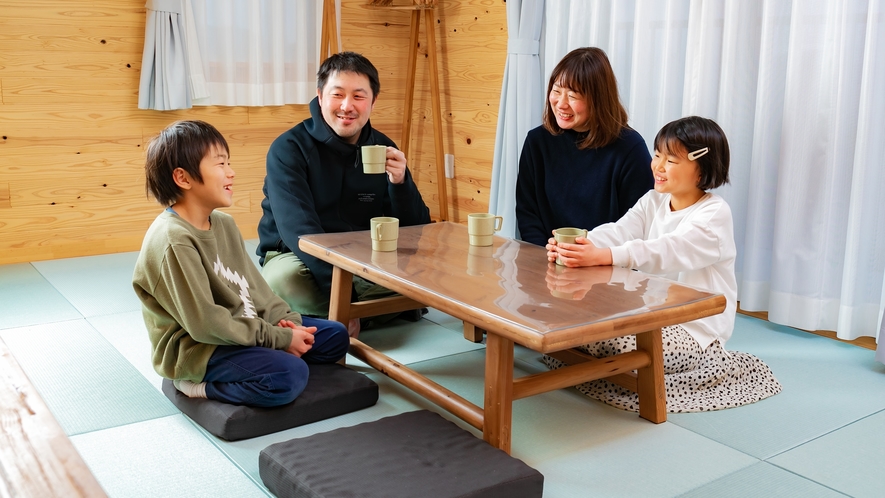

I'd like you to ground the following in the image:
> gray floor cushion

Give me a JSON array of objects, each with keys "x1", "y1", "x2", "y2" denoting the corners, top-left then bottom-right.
[
  {"x1": 162, "y1": 363, "x2": 378, "y2": 441},
  {"x1": 259, "y1": 410, "x2": 544, "y2": 498}
]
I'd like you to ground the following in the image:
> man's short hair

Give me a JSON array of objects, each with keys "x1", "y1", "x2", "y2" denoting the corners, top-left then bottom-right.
[
  {"x1": 317, "y1": 51, "x2": 381, "y2": 100},
  {"x1": 144, "y1": 120, "x2": 229, "y2": 206}
]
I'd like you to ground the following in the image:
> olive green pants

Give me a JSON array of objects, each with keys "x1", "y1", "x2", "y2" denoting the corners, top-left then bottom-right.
[{"x1": 261, "y1": 251, "x2": 397, "y2": 319}]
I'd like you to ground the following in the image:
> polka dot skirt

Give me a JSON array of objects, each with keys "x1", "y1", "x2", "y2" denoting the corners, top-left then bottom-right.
[{"x1": 542, "y1": 325, "x2": 782, "y2": 413}]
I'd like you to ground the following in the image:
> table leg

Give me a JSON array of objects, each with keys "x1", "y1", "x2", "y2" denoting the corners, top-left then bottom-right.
[
  {"x1": 483, "y1": 333, "x2": 514, "y2": 454},
  {"x1": 328, "y1": 266, "x2": 353, "y2": 326},
  {"x1": 635, "y1": 328, "x2": 666, "y2": 423},
  {"x1": 463, "y1": 322, "x2": 485, "y2": 343}
]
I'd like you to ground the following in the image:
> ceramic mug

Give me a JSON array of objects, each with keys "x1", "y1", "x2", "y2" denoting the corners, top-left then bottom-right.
[
  {"x1": 370, "y1": 216, "x2": 399, "y2": 252},
  {"x1": 553, "y1": 227, "x2": 588, "y2": 266},
  {"x1": 361, "y1": 145, "x2": 387, "y2": 174},
  {"x1": 467, "y1": 213, "x2": 503, "y2": 246}
]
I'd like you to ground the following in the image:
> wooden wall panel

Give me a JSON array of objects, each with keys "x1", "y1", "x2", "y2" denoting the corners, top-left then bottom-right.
[{"x1": 0, "y1": 0, "x2": 506, "y2": 265}]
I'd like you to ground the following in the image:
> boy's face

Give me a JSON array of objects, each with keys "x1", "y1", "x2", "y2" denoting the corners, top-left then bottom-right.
[
  {"x1": 317, "y1": 70, "x2": 375, "y2": 144},
  {"x1": 187, "y1": 144, "x2": 234, "y2": 210}
]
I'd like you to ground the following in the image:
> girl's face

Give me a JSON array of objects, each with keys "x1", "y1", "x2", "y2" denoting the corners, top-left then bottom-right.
[
  {"x1": 651, "y1": 144, "x2": 704, "y2": 210},
  {"x1": 548, "y1": 81, "x2": 589, "y2": 132}
]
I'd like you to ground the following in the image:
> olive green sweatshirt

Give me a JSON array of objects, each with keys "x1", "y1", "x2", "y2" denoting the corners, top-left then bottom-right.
[{"x1": 132, "y1": 210, "x2": 299, "y2": 382}]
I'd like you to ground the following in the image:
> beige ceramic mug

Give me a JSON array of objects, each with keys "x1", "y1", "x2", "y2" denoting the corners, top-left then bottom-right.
[
  {"x1": 467, "y1": 213, "x2": 503, "y2": 246},
  {"x1": 553, "y1": 227, "x2": 588, "y2": 266},
  {"x1": 361, "y1": 145, "x2": 387, "y2": 174},
  {"x1": 370, "y1": 217, "x2": 399, "y2": 251}
]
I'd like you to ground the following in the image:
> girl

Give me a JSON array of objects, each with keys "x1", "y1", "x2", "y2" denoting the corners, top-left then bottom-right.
[{"x1": 545, "y1": 116, "x2": 781, "y2": 412}]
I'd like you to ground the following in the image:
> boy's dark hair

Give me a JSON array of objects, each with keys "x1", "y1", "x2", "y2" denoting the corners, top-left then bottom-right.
[
  {"x1": 144, "y1": 120, "x2": 229, "y2": 206},
  {"x1": 542, "y1": 47, "x2": 629, "y2": 149},
  {"x1": 316, "y1": 51, "x2": 381, "y2": 101},
  {"x1": 654, "y1": 116, "x2": 730, "y2": 190}
]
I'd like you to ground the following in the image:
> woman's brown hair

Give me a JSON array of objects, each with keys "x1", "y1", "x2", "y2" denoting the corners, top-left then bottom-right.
[{"x1": 542, "y1": 47, "x2": 629, "y2": 149}]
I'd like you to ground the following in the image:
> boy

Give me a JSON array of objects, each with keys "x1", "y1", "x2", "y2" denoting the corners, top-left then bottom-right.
[{"x1": 133, "y1": 120, "x2": 349, "y2": 407}]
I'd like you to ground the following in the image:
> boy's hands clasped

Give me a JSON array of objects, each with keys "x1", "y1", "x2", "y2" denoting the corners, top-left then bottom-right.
[
  {"x1": 547, "y1": 235, "x2": 613, "y2": 267},
  {"x1": 279, "y1": 319, "x2": 317, "y2": 357}
]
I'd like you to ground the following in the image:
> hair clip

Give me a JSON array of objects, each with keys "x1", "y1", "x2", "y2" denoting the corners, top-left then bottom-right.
[{"x1": 688, "y1": 147, "x2": 709, "y2": 161}]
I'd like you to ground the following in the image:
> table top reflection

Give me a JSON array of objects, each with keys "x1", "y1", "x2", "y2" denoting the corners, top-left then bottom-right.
[{"x1": 300, "y1": 222, "x2": 725, "y2": 352}]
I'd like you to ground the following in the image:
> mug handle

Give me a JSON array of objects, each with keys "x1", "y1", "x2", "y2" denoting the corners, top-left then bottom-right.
[
  {"x1": 494, "y1": 216, "x2": 503, "y2": 232},
  {"x1": 375, "y1": 224, "x2": 382, "y2": 240}
]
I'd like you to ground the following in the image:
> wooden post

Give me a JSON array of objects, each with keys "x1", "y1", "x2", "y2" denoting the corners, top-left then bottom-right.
[
  {"x1": 321, "y1": 0, "x2": 339, "y2": 58},
  {"x1": 400, "y1": 9, "x2": 421, "y2": 158},
  {"x1": 383, "y1": 4, "x2": 449, "y2": 221},
  {"x1": 424, "y1": 7, "x2": 448, "y2": 221}
]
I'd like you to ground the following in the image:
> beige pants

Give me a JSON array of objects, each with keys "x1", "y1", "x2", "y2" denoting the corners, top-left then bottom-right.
[{"x1": 261, "y1": 251, "x2": 396, "y2": 318}]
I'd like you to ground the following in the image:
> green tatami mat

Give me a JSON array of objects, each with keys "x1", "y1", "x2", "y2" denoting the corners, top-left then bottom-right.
[
  {"x1": 423, "y1": 307, "x2": 466, "y2": 332},
  {"x1": 0, "y1": 263, "x2": 82, "y2": 329},
  {"x1": 88, "y1": 311, "x2": 164, "y2": 392},
  {"x1": 32, "y1": 252, "x2": 143, "y2": 317},
  {"x1": 0, "y1": 319, "x2": 177, "y2": 436},
  {"x1": 678, "y1": 462, "x2": 846, "y2": 498},
  {"x1": 347, "y1": 316, "x2": 485, "y2": 369},
  {"x1": 72, "y1": 414, "x2": 269, "y2": 498},
  {"x1": 769, "y1": 409, "x2": 885, "y2": 498},
  {"x1": 668, "y1": 314, "x2": 885, "y2": 459}
]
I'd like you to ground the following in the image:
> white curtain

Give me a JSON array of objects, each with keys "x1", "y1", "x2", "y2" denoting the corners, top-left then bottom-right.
[
  {"x1": 138, "y1": 0, "x2": 325, "y2": 109},
  {"x1": 488, "y1": 0, "x2": 546, "y2": 239},
  {"x1": 139, "y1": 0, "x2": 207, "y2": 110},
  {"x1": 189, "y1": 0, "x2": 322, "y2": 106},
  {"x1": 492, "y1": 0, "x2": 885, "y2": 342}
]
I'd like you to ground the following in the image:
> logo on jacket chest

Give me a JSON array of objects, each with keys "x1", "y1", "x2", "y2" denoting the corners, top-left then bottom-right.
[{"x1": 357, "y1": 193, "x2": 376, "y2": 203}]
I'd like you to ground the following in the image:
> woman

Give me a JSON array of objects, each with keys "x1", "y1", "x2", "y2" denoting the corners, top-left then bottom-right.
[{"x1": 516, "y1": 47, "x2": 653, "y2": 246}]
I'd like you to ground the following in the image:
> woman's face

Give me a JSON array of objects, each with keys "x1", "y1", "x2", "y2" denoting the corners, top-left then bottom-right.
[{"x1": 548, "y1": 81, "x2": 589, "y2": 132}]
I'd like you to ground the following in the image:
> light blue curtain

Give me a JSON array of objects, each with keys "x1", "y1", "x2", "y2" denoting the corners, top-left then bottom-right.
[
  {"x1": 138, "y1": 0, "x2": 196, "y2": 110},
  {"x1": 488, "y1": 0, "x2": 545, "y2": 239}
]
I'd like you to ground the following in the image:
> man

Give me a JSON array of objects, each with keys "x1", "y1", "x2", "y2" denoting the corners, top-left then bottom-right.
[{"x1": 257, "y1": 52, "x2": 430, "y2": 336}]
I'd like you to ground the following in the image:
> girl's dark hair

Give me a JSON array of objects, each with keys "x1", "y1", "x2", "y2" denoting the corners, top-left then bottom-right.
[
  {"x1": 654, "y1": 116, "x2": 730, "y2": 190},
  {"x1": 144, "y1": 120, "x2": 229, "y2": 206},
  {"x1": 542, "y1": 47, "x2": 629, "y2": 149},
  {"x1": 317, "y1": 51, "x2": 381, "y2": 100}
]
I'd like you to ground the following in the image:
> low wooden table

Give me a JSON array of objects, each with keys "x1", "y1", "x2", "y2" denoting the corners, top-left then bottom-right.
[{"x1": 299, "y1": 222, "x2": 725, "y2": 453}]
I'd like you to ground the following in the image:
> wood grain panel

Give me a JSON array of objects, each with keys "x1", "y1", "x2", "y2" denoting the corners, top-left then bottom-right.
[
  {"x1": 2, "y1": 77, "x2": 138, "y2": 104},
  {"x1": 0, "y1": 1, "x2": 144, "y2": 26},
  {"x1": 0, "y1": 30, "x2": 143, "y2": 54},
  {"x1": 0, "y1": 104, "x2": 251, "y2": 129},
  {"x1": 0, "y1": 52, "x2": 142, "y2": 78}
]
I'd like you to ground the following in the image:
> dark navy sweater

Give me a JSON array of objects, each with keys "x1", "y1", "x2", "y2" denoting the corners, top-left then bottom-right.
[
  {"x1": 257, "y1": 97, "x2": 430, "y2": 299},
  {"x1": 515, "y1": 125, "x2": 653, "y2": 246}
]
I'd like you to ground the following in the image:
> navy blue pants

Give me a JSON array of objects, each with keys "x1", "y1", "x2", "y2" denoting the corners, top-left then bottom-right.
[{"x1": 202, "y1": 317, "x2": 349, "y2": 407}]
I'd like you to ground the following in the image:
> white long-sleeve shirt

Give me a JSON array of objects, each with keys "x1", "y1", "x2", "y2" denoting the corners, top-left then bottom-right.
[{"x1": 586, "y1": 191, "x2": 737, "y2": 349}]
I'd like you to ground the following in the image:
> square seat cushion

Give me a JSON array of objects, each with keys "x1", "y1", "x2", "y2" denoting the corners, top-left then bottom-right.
[
  {"x1": 162, "y1": 363, "x2": 378, "y2": 441},
  {"x1": 259, "y1": 410, "x2": 544, "y2": 498}
]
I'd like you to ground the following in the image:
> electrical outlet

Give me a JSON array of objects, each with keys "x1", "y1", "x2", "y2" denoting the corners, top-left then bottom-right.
[{"x1": 444, "y1": 154, "x2": 455, "y2": 179}]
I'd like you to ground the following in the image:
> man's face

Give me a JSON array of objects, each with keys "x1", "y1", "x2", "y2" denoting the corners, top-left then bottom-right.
[{"x1": 317, "y1": 70, "x2": 375, "y2": 144}]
